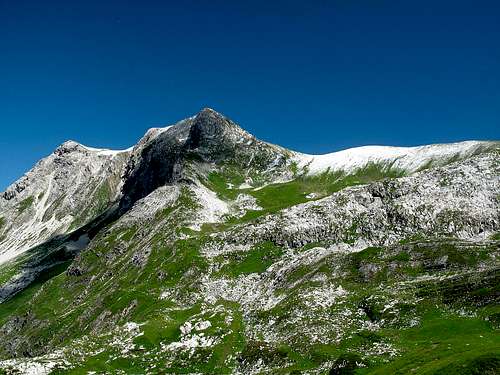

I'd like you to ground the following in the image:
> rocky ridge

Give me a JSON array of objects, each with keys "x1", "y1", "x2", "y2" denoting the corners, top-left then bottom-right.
[{"x1": 0, "y1": 108, "x2": 498, "y2": 374}]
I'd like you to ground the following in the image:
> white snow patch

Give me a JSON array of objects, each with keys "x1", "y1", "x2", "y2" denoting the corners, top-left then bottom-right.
[
  {"x1": 294, "y1": 141, "x2": 492, "y2": 175},
  {"x1": 81, "y1": 144, "x2": 133, "y2": 156}
]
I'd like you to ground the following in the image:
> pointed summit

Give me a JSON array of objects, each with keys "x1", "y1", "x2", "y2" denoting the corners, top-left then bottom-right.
[
  {"x1": 187, "y1": 107, "x2": 235, "y2": 154},
  {"x1": 191, "y1": 107, "x2": 235, "y2": 136},
  {"x1": 196, "y1": 107, "x2": 222, "y2": 117},
  {"x1": 120, "y1": 108, "x2": 288, "y2": 208},
  {"x1": 54, "y1": 140, "x2": 87, "y2": 156}
]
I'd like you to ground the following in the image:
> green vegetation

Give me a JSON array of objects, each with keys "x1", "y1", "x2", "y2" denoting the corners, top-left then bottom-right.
[
  {"x1": 204, "y1": 163, "x2": 406, "y2": 228},
  {"x1": 69, "y1": 182, "x2": 113, "y2": 230},
  {"x1": 0, "y1": 259, "x2": 71, "y2": 325},
  {"x1": 216, "y1": 241, "x2": 283, "y2": 277},
  {"x1": 361, "y1": 310, "x2": 500, "y2": 375},
  {"x1": 0, "y1": 165, "x2": 498, "y2": 374},
  {"x1": 159, "y1": 237, "x2": 208, "y2": 287},
  {"x1": 17, "y1": 196, "x2": 34, "y2": 214},
  {"x1": 0, "y1": 259, "x2": 21, "y2": 286},
  {"x1": 0, "y1": 217, "x2": 6, "y2": 242},
  {"x1": 42, "y1": 194, "x2": 66, "y2": 222},
  {"x1": 436, "y1": 354, "x2": 500, "y2": 375},
  {"x1": 1, "y1": 230, "x2": 498, "y2": 373},
  {"x1": 205, "y1": 167, "x2": 246, "y2": 200},
  {"x1": 249, "y1": 164, "x2": 404, "y2": 214},
  {"x1": 1, "y1": 117, "x2": 499, "y2": 374}
]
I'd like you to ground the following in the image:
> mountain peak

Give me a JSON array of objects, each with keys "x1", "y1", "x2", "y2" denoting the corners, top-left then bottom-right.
[
  {"x1": 1, "y1": 109, "x2": 499, "y2": 373},
  {"x1": 192, "y1": 107, "x2": 230, "y2": 131},
  {"x1": 119, "y1": 109, "x2": 274, "y2": 209},
  {"x1": 54, "y1": 140, "x2": 132, "y2": 158},
  {"x1": 198, "y1": 107, "x2": 219, "y2": 114},
  {"x1": 187, "y1": 108, "x2": 234, "y2": 151},
  {"x1": 54, "y1": 140, "x2": 86, "y2": 156}
]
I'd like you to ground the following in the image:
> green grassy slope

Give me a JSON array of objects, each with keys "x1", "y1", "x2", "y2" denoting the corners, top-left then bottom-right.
[{"x1": 0, "y1": 158, "x2": 498, "y2": 374}]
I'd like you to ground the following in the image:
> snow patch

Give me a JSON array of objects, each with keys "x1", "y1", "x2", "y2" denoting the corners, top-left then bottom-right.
[{"x1": 294, "y1": 141, "x2": 493, "y2": 175}]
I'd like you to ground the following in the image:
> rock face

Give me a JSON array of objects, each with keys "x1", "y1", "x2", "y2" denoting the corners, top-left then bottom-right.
[
  {"x1": 0, "y1": 108, "x2": 498, "y2": 374},
  {"x1": 222, "y1": 152, "x2": 499, "y2": 249},
  {"x1": 0, "y1": 141, "x2": 130, "y2": 264},
  {"x1": 120, "y1": 108, "x2": 291, "y2": 209}
]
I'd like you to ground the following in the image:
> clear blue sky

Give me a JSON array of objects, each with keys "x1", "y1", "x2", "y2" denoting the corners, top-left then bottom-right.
[{"x1": 1, "y1": 0, "x2": 499, "y2": 191}]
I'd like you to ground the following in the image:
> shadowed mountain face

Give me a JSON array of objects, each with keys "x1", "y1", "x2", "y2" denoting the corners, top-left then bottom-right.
[
  {"x1": 185, "y1": 107, "x2": 246, "y2": 160},
  {"x1": 120, "y1": 108, "x2": 289, "y2": 210},
  {"x1": 119, "y1": 120, "x2": 190, "y2": 210},
  {"x1": 0, "y1": 109, "x2": 498, "y2": 374}
]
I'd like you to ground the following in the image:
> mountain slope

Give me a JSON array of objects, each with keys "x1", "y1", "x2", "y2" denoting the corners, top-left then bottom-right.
[
  {"x1": 294, "y1": 140, "x2": 496, "y2": 175},
  {"x1": 0, "y1": 109, "x2": 498, "y2": 374},
  {"x1": 0, "y1": 141, "x2": 130, "y2": 265}
]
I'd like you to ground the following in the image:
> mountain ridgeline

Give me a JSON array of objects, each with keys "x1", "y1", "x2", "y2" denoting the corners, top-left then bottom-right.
[
  {"x1": 0, "y1": 108, "x2": 498, "y2": 374},
  {"x1": 120, "y1": 108, "x2": 290, "y2": 210}
]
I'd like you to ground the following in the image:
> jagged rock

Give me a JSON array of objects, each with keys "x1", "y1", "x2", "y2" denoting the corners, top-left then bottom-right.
[
  {"x1": 0, "y1": 108, "x2": 498, "y2": 373},
  {"x1": 66, "y1": 264, "x2": 84, "y2": 276}
]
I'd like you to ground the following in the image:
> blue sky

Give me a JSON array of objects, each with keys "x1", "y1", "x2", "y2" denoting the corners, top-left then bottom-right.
[{"x1": 1, "y1": 0, "x2": 499, "y2": 191}]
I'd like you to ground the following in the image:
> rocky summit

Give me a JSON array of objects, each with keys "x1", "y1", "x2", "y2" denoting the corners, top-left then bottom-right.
[{"x1": 0, "y1": 108, "x2": 498, "y2": 374}]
